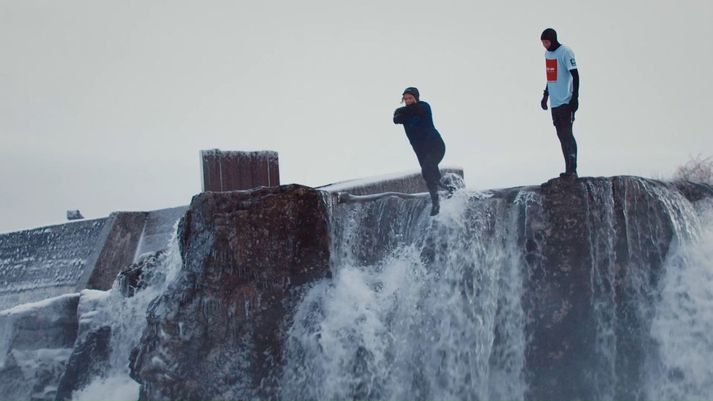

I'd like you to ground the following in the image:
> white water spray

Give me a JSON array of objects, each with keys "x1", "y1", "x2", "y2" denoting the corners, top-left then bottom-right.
[
  {"x1": 71, "y1": 232, "x2": 183, "y2": 401},
  {"x1": 647, "y1": 201, "x2": 713, "y2": 400},
  {"x1": 281, "y1": 190, "x2": 532, "y2": 400}
]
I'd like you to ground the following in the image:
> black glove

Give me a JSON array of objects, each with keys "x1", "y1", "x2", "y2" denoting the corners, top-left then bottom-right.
[
  {"x1": 393, "y1": 107, "x2": 405, "y2": 124},
  {"x1": 540, "y1": 94, "x2": 549, "y2": 110},
  {"x1": 569, "y1": 96, "x2": 579, "y2": 112}
]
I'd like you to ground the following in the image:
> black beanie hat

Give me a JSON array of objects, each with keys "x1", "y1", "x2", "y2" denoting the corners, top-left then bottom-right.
[
  {"x1": 402, "y1": 87, "x2": 420, "y2": 101},
  {"x1": 540, "y1": 28, "x2": 557, "y2": 42}
]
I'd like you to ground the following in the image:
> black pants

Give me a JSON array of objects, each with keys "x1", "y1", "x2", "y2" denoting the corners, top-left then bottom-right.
[
  {"x1": 551, "y1": 104, "x2": 578, "y2": 173},
  {"x1": 413, "y1": 137, "x2": 446, "y2": 195}
]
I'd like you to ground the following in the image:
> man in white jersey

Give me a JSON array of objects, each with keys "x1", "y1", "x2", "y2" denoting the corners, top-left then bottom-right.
[{"x1": 540, "y1": 28, "x2": 580, "y2": 179}]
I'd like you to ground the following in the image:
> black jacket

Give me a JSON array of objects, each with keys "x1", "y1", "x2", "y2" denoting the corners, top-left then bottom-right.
[{"x1": 393, "y1": 101, "x2": 443, "y2": 147}]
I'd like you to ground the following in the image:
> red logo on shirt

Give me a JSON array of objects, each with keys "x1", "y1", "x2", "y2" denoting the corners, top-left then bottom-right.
[{"x1": 546, "y1": 59, "x2": 558, "y2": 81}]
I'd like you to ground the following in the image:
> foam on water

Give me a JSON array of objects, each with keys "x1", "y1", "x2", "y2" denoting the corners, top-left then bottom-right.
[
  {"x1": 70, "y1": 228, "x2": 183, "y2": 401},
  {"x1": 281, "y1": 190, "x2": 531, "y2": 400},
  {"x1": 646, "y1": 203, "x2": 713, "y2": 400}
]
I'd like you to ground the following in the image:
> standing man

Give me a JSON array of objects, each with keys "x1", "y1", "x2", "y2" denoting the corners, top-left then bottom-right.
[
  {"x1": 393, "y1": 87, "x2": 446, "y2": 216},
  {"x1": 540, "y1": 28, "x2": 580, "y2": 179}
]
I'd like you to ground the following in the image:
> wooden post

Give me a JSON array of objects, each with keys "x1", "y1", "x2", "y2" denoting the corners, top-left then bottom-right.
[{"x1": 200, "y1": 150, "x2": 280, "y2": 192}]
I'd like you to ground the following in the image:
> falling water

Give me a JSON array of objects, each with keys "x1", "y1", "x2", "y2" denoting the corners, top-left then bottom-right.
[
  {"x1": 280, "y1": 178, "x2": 713, "y2": 401},
  {"x1": 45, "y1": 177, "x2": 713, "y2": 401},
  {"x1": 646, "y1": 199, "x2": 713, "y2": 400},
  {"x1": 280, "y1": 189, "x2": 534, "y2": 400},
  {"x1": 71, "y1": 232, "x2": 183, "y2": 401},
  {"x1": 580, "y1": 179, "x2": 702, "y2": 400}
]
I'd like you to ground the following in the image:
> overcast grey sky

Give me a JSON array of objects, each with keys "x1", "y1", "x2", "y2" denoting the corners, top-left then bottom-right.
[{"x1": 1, "y1": 0, "x2": 711, "y2": 233}]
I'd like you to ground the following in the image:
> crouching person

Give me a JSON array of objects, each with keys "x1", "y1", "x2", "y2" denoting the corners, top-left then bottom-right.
[{"x1": 393, "y1": 87, "x2": 446, "y2": 216}]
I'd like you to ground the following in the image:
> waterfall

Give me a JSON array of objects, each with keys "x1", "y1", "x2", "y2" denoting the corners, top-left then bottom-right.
[
  {"x1": 279, "y1": 179, "x2": 713, "y2": 401},
  {"x1": 579, "y1": 179, "x2": 701, "y2": 400},
  {"x1": 280, "y1": 189, "x2": 533, "y2": 400},
  {"x1": 30, "y1": 177, "x2": 710, "y2": 401},
  {"x1": 647, "y1": 200, "x2": 713, "y2": 400},
  {"x1": 70, "y1": 231, "x2": 183, "y2": 401}
]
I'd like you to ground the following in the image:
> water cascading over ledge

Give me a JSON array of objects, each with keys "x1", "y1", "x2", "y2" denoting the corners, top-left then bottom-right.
[{"x1": 120, "y1": 176, "x2": 713, "y2": 401}]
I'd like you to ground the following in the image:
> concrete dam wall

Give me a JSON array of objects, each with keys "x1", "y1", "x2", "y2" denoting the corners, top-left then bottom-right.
[{"x1": 0, "y1": 206, "x2": 186, "y2": 310}]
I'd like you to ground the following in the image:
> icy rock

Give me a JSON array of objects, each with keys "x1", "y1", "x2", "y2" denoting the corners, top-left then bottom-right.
[
  {"x1": 522, "y1": 176, "x2": 711, "y2": 400},
  {"x1": 117, "y1": 250, "x2": 167, "y2": 298},
  {"x1": 0, "y1": 293, "x2": 79, "y2": 401},
  {"x1": 129, "y1": 184, "x2": 331, "y2": 401}
]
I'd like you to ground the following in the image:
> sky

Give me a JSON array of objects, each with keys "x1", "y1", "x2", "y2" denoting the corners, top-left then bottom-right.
[{"x1": 1, "y1": 0, "x2": 712, "y2": 233}]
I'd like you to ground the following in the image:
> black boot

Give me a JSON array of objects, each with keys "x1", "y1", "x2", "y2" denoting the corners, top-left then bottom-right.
[
  {"x1": 560, "y1": 154, "x2": 578, "y2": 179},
  {"x1": 567, "y1": 153, "x2": 578, "y2": 177},
  {"x1": 430, "y1": 190, "x2": 440, "y2": 216}
]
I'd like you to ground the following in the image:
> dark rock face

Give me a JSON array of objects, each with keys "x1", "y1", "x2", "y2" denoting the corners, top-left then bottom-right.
[
  {"x1": 129, "y1": 185, "x2": 331, "y2": 401},
  {"x1": 522, "y1": 177, "x2": 700, "y2": 400},
  {"x1": 523, "y1": 178, "x2": 596, "y2": 400}
]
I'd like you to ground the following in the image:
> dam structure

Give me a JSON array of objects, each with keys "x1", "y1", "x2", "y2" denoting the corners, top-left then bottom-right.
[{"x1": 0, "y1": 150, "x2": 712, "y2": 401}]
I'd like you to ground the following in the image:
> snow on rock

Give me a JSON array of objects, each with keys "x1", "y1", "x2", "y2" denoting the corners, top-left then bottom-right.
[
  {"x1": 0, "y1": 292, "x2": 80, "y2": 401},
  {"x1": 319, "y1": 166, "x2": 464, "y2": 195}
]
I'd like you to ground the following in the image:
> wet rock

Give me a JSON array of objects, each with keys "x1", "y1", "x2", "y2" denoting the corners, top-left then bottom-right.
[
  {"x1": 523, "y1": 176, "x2": 685, "y2": 400},
  {"x1": 0, "y1": 294, "x2": 79, "y2": 401},
  {"x1": 4, "y1": 175, "x2": 697, "y2": 401},
  {"x1": 129, "y1": 185, "x2": 331, "y2": 401},
  {"x1": 53, "y1": 289, "x2": 114, "y2": 401},
  {"x1": 55, "y1": 326, "x2": 111, "y2": 401},
  {"x1": 117, "y1": 250, "x2": 167, "y2": 298}
]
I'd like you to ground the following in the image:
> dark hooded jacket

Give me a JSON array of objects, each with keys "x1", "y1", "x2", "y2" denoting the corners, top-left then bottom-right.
[{"x1": 393, "y1": 101, "x2": 443, "y2": 147}]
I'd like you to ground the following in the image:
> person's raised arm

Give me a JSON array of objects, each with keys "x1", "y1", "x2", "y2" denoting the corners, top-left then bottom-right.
[{"x1": 393, "y1": 103, "x2": 426, "y2": 124}]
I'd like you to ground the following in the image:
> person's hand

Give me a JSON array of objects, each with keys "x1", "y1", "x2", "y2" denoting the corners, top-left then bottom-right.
[
  {"x1": 569, "y1": 96, "x2": 579, "y2": 112},
  {"x1": 540, "y1": 94, "x2": 549, "y2": 110},
  {"x1": 393, "y1": 107, "x2": 405, "y2": 124}
]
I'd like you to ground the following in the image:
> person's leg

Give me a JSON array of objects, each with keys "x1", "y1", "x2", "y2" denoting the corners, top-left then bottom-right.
[
  {"x1": 552, "y1": 105, "x2": 578, "y2": 175},
  {"x1": 418, "y1": 139, "x2": 446, "y2": 215},
  {"x1": 422, "y1": 143, "x2": 445, "y2": 188},
  {"x1": 420, "y1": 159, "x2": 441, "y2": 215}
]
